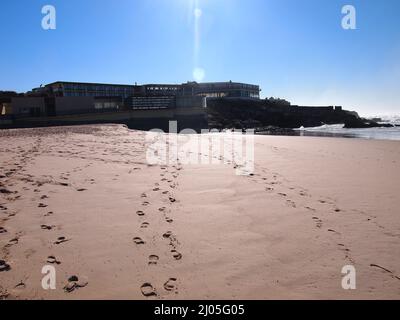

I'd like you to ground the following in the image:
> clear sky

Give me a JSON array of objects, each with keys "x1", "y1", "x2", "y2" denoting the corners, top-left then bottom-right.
[{"x1": 1, "y1": 0, "x2": 399, "y2": 116}]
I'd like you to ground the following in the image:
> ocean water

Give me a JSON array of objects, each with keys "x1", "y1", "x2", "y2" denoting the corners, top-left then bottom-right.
[
  {"x1": 293, "y1": 114, "x2": 400, "y2": 141},
  {"x1": 294, "y1": 124, "x2": 400, "y2": 141}
]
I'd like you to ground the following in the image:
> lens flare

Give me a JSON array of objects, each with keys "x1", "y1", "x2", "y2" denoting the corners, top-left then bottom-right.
[
  {"x1": 193, "y1": 3, "x2": 204, "y2": 82},
  {"x1": 194, "y1": 8, "x2": 202, "y2": 18},
  {"x1": 193, "y1": 67, "x2": 205, "y2": 82}
]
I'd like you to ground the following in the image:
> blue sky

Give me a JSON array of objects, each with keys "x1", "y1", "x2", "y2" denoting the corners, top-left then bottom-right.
[{"x1": 1, "y1": 0, "x2": 399, "y2": 115}]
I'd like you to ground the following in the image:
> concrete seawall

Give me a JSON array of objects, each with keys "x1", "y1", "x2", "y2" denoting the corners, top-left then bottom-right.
[{"x1": 0, "y1": 106, "x2": 208, "y2": 132}]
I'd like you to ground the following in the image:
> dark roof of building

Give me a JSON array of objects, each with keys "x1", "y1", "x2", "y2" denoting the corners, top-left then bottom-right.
[
  {"x1": 143, "y1": 84, "x2": 181, "y2": 87},
  {"x1": 200, "y1": 82, "x2": 259, "y2": 87},
  {"x1": 46, "y1": 81, "x2": 135, "y2": 87},
  {"x1": 44, "y1": 81, "x2": 260, "y2": 89}
]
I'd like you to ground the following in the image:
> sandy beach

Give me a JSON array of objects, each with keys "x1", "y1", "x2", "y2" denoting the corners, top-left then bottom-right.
[{"x1": 0, "y1": 124, "x2": 399, "y2": 299}]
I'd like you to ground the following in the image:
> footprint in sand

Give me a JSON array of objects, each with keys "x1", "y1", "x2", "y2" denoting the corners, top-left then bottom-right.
[
  {"x1": 76, "y1": 188, "x2": 87, "y2": 192},
  {"x1": 328, "y1": 229, "x2": 340, "y2": 235},
  {"x1": 133, "y1": 237, "x2": 145, "y2": 245},
  {"x1": 6, "y1": 238, "x2": 19, "y2": 247},
  {"x1": 47, "y1": 255, "x2": 61, "y2": 264},
  {"x1": 142, "y1": 201, "x2": 150, "y2": 206},
  {"x1": 169, "y1": 197, "x2": 176, "y2": 203},
  {"x1": 41, "y1": 225, "x2": 54, "y2": 231},
  {"x1": 44, "y1": 211, "x2": 54, "y2": 217},
  {"x1": 14, "y1": 281, "x2": 26, "y2": 290},
  {"x1": 140, "y1": 283, "x2": 157, "y2": 297},
  {"x1": 148, "y1": 255, "x2": 159, "y2": 265},
  {"x1": 0, "y1": 188, "x2": 13, "y2": 194},
  {"x1": 163, "y1": 231, "x2": 173, "y2": 239},
  {"x1": 54, "y1": 236, "x2": 70, "y2": 245},
  {"x1": 0, "y1": 227, "x2": 7, "y2": 234},
  {"x1": 312, "y1": 217, "x2": 323, "y2": 228},
  {"x1": 158, "y1": 207, "x2": 166, "y2": 212},
  {"x1": 165, "y1": 217, "x2": 173, "y2": 223},
  {"x1": 171, "y1": 249, "x2": 182, "y2": 260},
  {"x1": 140, "y1": 222, "x2": 149, "y2": 229},
  {"x1": 141, "y1": 193, "x2": 147, "y2": 198},
  {"x1": 136, "y1": 210, "x2": 145, "y2": 217},
  {"x1": 153, "y1": 187, "x2": 160, "y2": 192},
  {"x1": 338, "y1": 244, "x2": 353, "y2": 262},
  {"x1": 0, "y1": 260, "x2": 11, "y2": 272},
  {"x1": 286, "y1": 200, "x2": 296, "y2": 208},
  {"x1": 63, "y1": 275, "x2": 88, "y2": 293},
  {"x1": 38, "y1": 203, "x2": 48, "y2": 208},
  {"x1": 164, "y1": 278, "x2": 177, "y2": 292}
]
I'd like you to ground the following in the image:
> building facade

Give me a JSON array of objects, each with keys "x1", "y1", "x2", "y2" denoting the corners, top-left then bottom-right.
[
  {"x1": 3, "y1": 80, "x2": 260, "y2": 117},
  {"x1": 10, "y1": 97, "x2": 46, "y2": 117},
  {"x1": 35, "y1": 81, "x2": 136, "y2": 99},
  {"x1": 192, "y1": 82, "x2": 260, "y2": 99},
  {"x1": 136, "y1": 82, "x2": 260, "y2": 99},
  {"x1": 31, "y1": 81, "x2": 260, "y2": 100}
]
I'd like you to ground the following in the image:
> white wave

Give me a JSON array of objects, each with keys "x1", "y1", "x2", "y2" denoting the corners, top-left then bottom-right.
[
  {"x1": 367, "y1": 113, "x2": 400, "y2": 125},
  {"x1": 295, "y1": 124, "x2": 400, "y2": 141},
  {"x1": 296, "y1": 124, "x2": 345, "y2": 131}
]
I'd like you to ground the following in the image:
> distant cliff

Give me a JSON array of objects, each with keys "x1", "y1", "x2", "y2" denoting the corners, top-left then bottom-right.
[{"x1": 206, "y1": 98, "x2": 386, "y2": 130}]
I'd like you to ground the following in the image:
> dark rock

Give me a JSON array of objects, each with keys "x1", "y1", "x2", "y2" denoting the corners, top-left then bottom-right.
[
  {"x1": 207, "y1": 98, "x2": 368, "y2": 130},
  {"x1": 344, "y1": 118, "x2": 394, "y2": 128},
  {"x1": 379, "y1": 123, "x2": 395, "y2": 128}
]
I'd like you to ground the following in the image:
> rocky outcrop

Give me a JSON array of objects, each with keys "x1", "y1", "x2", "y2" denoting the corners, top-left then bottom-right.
[
  {"x1": 254, "y1": 126, "x2": 296, "y2": 135},
  {"x1": 344, "y1": 118, "x2": 394, "y2": 128},
  {"x1": 207, "y1": 98, "x2": 392, "y2": 129}
]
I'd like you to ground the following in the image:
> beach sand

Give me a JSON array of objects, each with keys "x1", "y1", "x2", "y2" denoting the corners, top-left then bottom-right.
[{"x1": 0, "y1": 124, "x2": 399, "y2": 299}]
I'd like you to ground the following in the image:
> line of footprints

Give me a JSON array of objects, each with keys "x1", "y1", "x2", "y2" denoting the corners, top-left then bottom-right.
[
  {"x1": 133, "y1": 164, "x2": 183, "y2": 297},
  {"x1": 0, "y1": 158, "x2": 89, "y2": 292},
  {"x1": 38, "y1": 173, "x2": 89, "y2": 293}
]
